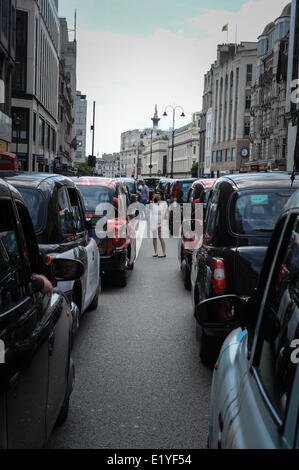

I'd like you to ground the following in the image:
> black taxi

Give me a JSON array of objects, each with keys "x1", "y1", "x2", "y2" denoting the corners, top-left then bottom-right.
[
  {"x1": 191, "y1": 172, "x2": 299, "y2": 365},
  {"x1": 4, "y1": 174, "x2": 100, "y2": 324},
  {"x1": 0, "y1": 178, "x2": 84, "y2": 448}
]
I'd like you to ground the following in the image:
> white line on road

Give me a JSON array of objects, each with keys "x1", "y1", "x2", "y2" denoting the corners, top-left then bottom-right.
[{"x1": 135, "y1": 220, "x2": 147, "y2": 260}]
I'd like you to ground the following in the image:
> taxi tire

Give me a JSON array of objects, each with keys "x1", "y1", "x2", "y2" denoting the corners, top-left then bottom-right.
[
  {"x1": 200, "y1": 331, "x2": 219, "y2": 366},
  {"x1": 182, "y1": 261, "x2": 191, "y2": 291},
  {"x1": 55, "y1": 397, "x2": 70, "y2": 428},
  {"x1": 88, "y1": 292, "x2": 99, "y2": 311}
]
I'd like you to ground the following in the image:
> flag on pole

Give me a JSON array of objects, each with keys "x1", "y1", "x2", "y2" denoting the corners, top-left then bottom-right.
[{"x1": 222, "y1": 24, "x2": 228, "y2": 32}]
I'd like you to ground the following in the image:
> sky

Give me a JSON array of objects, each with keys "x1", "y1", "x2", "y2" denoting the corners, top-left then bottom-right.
[{"x1": 58, "y1": 0, "x2": 290, "y2": 157}]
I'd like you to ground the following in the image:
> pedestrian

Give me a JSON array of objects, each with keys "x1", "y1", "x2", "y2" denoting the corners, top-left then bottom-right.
[
  {"x1": 150, "y1": 190, "x2": 167, "y2": 258},
  {"x1": 138, "y1": 180, "x2": 149, "y2": 219}
]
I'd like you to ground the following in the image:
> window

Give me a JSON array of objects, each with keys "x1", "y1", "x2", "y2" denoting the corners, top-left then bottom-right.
[
  {"x1": 1, "y1": 0, "x2": 9, "y2": 38},
  {"x1": 76, "y1": 129, "x2": 83, "y2": 136},
  {"x1": 231, "y1": 190, "x2": 291, "y2": 236},
  {"x1": 12, "y1": 108, "x2": 29, "y2": 143},
  {"x1": 244, "y1": 119, "x2": 250, "y2": 137},
  {"x1": 17, "y1": 188, "x2": 46, "y2": 233},
  {"x1": 246, "y1": 94, "x2": 251, "y2": 110},
  {"x1": 46, "y1": 123, "x2": 50, "y2": 149},
  {"x1": 58, "y1": 189, "x2": 73, "y2": 236},
  {"x1": 0, "y1": 201, "x2": 27, "y2": 314},
  {"x1": 256, "y1": 215, "x2": 299, "y2": 420},
  {"x1": 246, "y1": 64, "x2": 253, "y2": 84},
  {"x1": 38, "y1": 117, "x2": 45, "y2": 147},
  {"x1": 51, "y1": 129, "x2": 56, "y2": 152},
  {"x1": 12, "y1": 10, "x2": 28, "y2": 93},
  {"x1": 67, "y1": 188, "x2": 85, "y2": 233},
  {"x1": 231, "y1": 148, "x2": 236, "y2": 161},
  {"x1": 33, "y1": 113, "x2": 36, "y2": 142}
]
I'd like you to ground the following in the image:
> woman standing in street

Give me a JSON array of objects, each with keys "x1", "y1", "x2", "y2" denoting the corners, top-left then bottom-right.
[{"x1": 150, "y1": 190, "x2": 167, "y2": 258}]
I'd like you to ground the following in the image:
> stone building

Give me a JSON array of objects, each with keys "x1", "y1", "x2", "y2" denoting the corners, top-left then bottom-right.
[
  {"x1": 74, "y1": 91, "x2": 87, "y2": 165},
  {"x1": 249, "y1": 3, "x2": 291, "y2": 172},
  {"x1": 0, "y1": 0, "x2": 16, "y2": 154},
  {"x1": 211, "y1": 42, "x2": 258, "y2": 176},
  {"x1": 56, "y1": 17, "x2": 77, "y2": 173},
  {"x1": 120, "y1": 128, "x2": 147, "y2": 177},
  {"x1": 286, "y1": 0, "x2": 299, "y2": 171},
  {"x1": 200, "y1": 64, "x2": 214, "y2": 177},
  {"x1": 10, "y1": 0, "x2": 60, "y2": 172}
]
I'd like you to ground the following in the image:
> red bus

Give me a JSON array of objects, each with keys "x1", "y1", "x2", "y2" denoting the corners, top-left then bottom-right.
[{"x1": 0, "y1": 152, "x2": 19, "y2": 171}]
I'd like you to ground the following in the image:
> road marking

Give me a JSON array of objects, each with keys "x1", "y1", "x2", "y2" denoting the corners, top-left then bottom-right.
[{"x1": 135, "y1": 220, "x2": 147, "y2": 260}]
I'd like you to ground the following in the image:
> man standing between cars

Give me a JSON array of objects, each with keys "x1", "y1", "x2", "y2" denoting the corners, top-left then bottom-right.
[{"x1": 138, "y1": 180, "x2": 149, "y2": 219}]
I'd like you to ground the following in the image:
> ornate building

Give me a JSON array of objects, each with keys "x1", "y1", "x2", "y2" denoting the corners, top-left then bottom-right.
[
  {"x1": 0, "y1": 0, "x2": 16, "y2": 153},
  {"x1": 249, "y1": 4, "x2": 291, "y2": 171}
]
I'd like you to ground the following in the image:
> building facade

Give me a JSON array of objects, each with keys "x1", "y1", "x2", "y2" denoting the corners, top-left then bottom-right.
[
  {"x1": 56, "y1": 18, "x2": 77, "y2": 173},
  {"x1": 100, "y1": 153, "x2": 120, "y2": 177},
  {"x1": 74, "y1": 90, "x2": 87, "y2": 165},
  {"x1": 210, "y1": 42, "x2": 257, "y2": 176},
  {"x1": 286, "y1": 0, "x2": 299, "y2": 171},
  {"x1": 9, "y1": 0, "x2": 60, "y2": 172},
  {"x1": 0, "y1": 0, "x2": 16, "y2": 153},
  {"x1": 249, "y1": 4, "x2": 291, "y2": 172},
  {"x1": 120, "y1": 129, "x2": 146, "y2": 177}
]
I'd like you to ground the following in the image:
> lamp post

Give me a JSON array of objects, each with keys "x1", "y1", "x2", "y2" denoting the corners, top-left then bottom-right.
[
  {"x1": 163, "y1": 105, "x2": 185, "y2": 178},
  {"x1": 144, "y1": 129, "x2": 159, "y2": 177}
]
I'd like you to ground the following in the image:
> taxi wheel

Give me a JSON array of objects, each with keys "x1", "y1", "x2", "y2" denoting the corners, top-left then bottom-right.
[
  {"x1": 182, "y1": 260, "x2": 191, "y2": 291},
  {"x1": 88, "y1": 292, "x2": 99, "y2": 311},
  {"x1": 55, "y1": 397, "x2": 70, "y2": 428},
  {"x1": 200, "y1": 331, "x2": 221, "y2": 367}
]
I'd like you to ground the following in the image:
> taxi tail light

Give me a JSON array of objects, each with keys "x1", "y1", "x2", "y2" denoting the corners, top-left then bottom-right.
[
  {"x1": 212, "y1": 259, "x2": 226, "y2": 295},
  {"x1": 45, "y1": 256, "x2": 53, "y2": 266},
  {"x1": 85, "y1": 213, "x2": 94, "y2": 219},
  {"x1": 173, "y1": 182, "x2": 178, "y2": 201}
]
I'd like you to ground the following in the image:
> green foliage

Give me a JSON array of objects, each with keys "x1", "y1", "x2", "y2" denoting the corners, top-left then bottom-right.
[
  {"x1": 191, "y1": 161, "x2": 198, "y2": 178},
  {"x1": 75, "y1": 158, "x2": 94, "y2": 176}
]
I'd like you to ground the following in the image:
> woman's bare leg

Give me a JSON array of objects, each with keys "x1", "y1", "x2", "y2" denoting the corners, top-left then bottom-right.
[
  {"x1": 158, "y1": 229, "x2": 166, "y2": 255},
  {"x1": 152, "y1": 231, "x2": 158, "y2": 255}
]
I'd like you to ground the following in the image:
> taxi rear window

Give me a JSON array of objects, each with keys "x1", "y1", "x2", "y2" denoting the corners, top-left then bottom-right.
[
  {"x1": 230, "y1": 190, "x2": 292, "y2": 236},
  {"x1": 77, "y1": 185, "x2": 113, "y2": 212}
]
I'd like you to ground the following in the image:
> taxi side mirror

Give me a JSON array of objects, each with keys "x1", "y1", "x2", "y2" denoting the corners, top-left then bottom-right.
[
  {"x1": 51, "y1": 258, "x2": 84, "y2": 281},
  {"x1": 195, "y1": 294, "x2": 247, "y2": 330}
]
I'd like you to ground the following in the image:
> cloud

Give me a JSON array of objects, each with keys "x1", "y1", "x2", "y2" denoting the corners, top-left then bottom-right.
[{"x1": 75, "y1": 0, "x2": 289, "y2": 156}]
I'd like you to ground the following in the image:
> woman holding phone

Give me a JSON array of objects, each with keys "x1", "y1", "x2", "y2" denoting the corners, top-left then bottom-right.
[{"x1": 150, "y1": 190, "x2": 167, "y2": 258}]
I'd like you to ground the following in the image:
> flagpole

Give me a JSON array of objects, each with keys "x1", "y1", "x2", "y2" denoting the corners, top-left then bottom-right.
[
  {"x1": 227, "y1": 25, "x2": 229, "y2": 44},
  {"x1": 235, "y1": 24, "x2": 238, "y2": 53}
]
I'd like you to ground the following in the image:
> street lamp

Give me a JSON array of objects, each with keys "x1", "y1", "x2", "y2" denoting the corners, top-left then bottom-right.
[
  {"x1": 163, "y1": 105, "x2": 185, "y2": 178},
  {"x1": 144, "y1": 129, "x2": 159, "y2": 177}
]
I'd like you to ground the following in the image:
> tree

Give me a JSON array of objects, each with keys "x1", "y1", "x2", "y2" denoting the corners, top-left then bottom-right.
[
  {"x1": 75, "y1": 158, "x2": 94, "y2": 176},
  {"x1": 191, "y1": 161, "x2": 198, "y2": 178}
]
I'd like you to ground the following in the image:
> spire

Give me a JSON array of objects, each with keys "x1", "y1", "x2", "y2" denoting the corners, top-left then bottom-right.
[{"x1": 151, "y1": 104, "x2": 160, "y2": 129}]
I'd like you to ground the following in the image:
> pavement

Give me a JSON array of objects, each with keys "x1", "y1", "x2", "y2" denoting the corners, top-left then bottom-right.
[{"x1": 48, "y1": 221, "x2": 212, "y2": 449}]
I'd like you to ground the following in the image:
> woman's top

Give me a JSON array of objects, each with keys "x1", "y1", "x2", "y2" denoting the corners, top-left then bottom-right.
[{"x1": 149, "y1": 201, "x2": 168, "y2": 232}]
